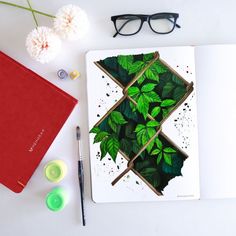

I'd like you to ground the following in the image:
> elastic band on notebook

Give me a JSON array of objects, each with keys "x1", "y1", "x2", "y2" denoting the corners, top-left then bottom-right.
[{"x1": 17, "y1": 181, "x2": 25, "y2": 187}]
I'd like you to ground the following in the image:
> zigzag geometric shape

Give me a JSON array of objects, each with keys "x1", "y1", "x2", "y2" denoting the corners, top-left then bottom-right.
[{"x1": 90, "y1": 51, "x2": 193, "y2": 196}]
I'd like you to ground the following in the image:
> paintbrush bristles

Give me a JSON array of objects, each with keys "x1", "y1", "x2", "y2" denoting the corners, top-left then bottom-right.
[{"x1": 76, "y1": 126, "x2": 81, "y2": 140}]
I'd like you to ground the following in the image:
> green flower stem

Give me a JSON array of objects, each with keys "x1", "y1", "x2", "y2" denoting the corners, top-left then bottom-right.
[
  {"x1": 0, "y1": 1, "x2": 55, "y2": 18},
  {"x1": 26, "y1": 0, "x2": 38, "y2": 27}
]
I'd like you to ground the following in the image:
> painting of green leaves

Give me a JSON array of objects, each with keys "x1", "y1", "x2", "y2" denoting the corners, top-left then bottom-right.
[{"x1": 90, "y1": 51, "x2": 193, "y2": 196}]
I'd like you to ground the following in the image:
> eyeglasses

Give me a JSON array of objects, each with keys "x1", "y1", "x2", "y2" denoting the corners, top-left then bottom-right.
[{"x1": 111, "y1": 13, "x2": 180, "y2": 37}]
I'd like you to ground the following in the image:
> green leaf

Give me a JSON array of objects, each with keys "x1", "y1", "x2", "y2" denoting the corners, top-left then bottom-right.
[
  {"x1": 132, "y1": 141, "x2": 145, "y2": 159},
  {"x1": 128, "y1": 86, "x2": 140, "y2": 97},
  {"x1": 147, "y1": 127, "x2": 156, "y2": 139},
  {"x1": 155, "y1": 138, "x2": 163, "y2": 149},
  {"x1": 161, "y1": 99, "x2": 176, "y2": 107},
  {"x1": 145, "y1": 69, "x2": 157, "y2": 81},
  {"x1": 150, "y1": 73, "x2": 159, "y2": 82},
  {"x1": 141, "y1": 83, "x2": 156, "y2": 93},
  {"x1": 129, "y1": 61, "x2": 144, "y2": 74},
  {"x1": 151, "y1": 60, "x2": 168, "y2": 74},
  {"x1": 135, "y1": 124, "x2": 145, "y2": 132},
  {"x1": 151, "y1": 107, "x2": 161, "y2": 118},
  {"x1": 146, "y1": 120, "x2": 159, "y2": 127},
  {"x1": 151, "y1": 149, "x2": 161, "y2": 155},
  {"x1": 120, "y1": 138, "x2": 132, "y2": 156},
  {"x1": 172, "y1": 74, "x2": 184, "y2": 86},
  {"x1": 162, "y1": 82, "x2": 175, "y2": 98},
  {"x1": 137, "y1": 74, "x2": 146, "y2": 85},
  {"x1": 119, "y1": 100, "x2": 139, "y2": 122},
  {"x1": 110, "y1": 111, "x2": 127, "y2": 125},
  {"x1": 145, "y1": 128, "x2": 156, "y2": 153},
  {"x1": 106, "y1": 136, "x2": 120, "y2": 162},
  {"x1": 129, "y1": 101, "x2": 137, "y2": 112},
  {"x1": 140, "y1": 167, "x2": 160, "y2": 187},
  {"x1": 141, "y1": 132, "x2": 149, "y2": 146},
  {"x1": 108, "y1": 117, "x2": 117, "y2": 132},
  {"x1": 155, "y1": 73, "x2": 160, "y2": 82},
  {"x1": 134, "y1": 159, "x2": 151, "y2": 171},
  {"x1": 89, "y1": 127, "x2": 100, "y2": 134},
  {"x1": 146, "y1": 140, "x2": 155, "y2": 154},
  {"x1": 164, "y1": 153, "x2": 172, "y2": 166},
  {"x1": 164, "y1": 147, "x2": 176, "y2": 153},
  {"x1": 156, "y1": 152, "x2": 163, "y2": 165},
  {"x1": 152, "y1": 175, "x2": 160, "y2": 188},
  {"x1": 137, "y1": 95, "x2": 149, "y2": 119},
  {"x1": 136, "y1": 125, "x2": 156, "y2": 150},
  {"x1": 100, "y1": 139, "x2": 108, "y2": 160},
  {"x1": 144, "y1": 91, "x2": 161, "y2": 102},
  {"x1": 117, "y1": 55, "x2": 133, "y2": 70},
  {"x1": 94, "y1": 131, "x2": 109, "y2": 143},
  {"x1": 143, "y1": 53, "x2": 154, "y2": 61},
  {"x1": 162, "y1": 107, "x2": 173, "y2": 118},
  {"x1": 136, "y1": 129, "x2": 145, "y2": 145},
  {"x1": 162, "y1": 154, "x2": 183, "y2": 175},
  {"x1": 140, "y1": 167, "x2": 157, "y2": 177},
  {"x1": 173, "y1": 87, "x2": 186, "y2": 101},
  {"x1": 162, "y1": 108, "x2": 168, "y2": 118}
]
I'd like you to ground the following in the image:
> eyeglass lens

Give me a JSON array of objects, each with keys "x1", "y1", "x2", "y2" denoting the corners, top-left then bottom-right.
[
  {"x1": 149, "y1": 14, "x2": 176, "y2": 33},
  {"x1": 115, "y1": 16, "x2": 142, "y2": 35}
]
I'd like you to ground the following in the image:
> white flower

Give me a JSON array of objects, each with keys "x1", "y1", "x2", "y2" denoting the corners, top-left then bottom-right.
[
  {"x1": 53, "y1": 4, "x2": 89, "y2": 41},
  {"x1": 26, "y1": 26, "x2": 61, "y2": 64}
]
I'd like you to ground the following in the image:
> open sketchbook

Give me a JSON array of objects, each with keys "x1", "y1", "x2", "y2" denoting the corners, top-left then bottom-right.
[{"x1": 86, "y1": 45, "x2": 235, "y2": 203}]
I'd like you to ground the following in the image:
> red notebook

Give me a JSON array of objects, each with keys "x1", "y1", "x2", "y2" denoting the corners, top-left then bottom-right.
[{"x1": 0, "y1": 51, "x2": 78, "y2": 193}]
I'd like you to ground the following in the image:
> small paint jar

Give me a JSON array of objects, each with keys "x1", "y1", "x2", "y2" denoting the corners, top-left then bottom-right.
[
  {"x1": 44, "y1": 160, "x2": 67, "y2": 183},
  {"x1": 69, "y1": 70, "x2": 80, "y2": 80},
  {"x1": 46, "y1": 187, "x2": 69, "y2": 212},
  {"x1": 57, "y1": 69, "x2": 68, "y2": 79}
]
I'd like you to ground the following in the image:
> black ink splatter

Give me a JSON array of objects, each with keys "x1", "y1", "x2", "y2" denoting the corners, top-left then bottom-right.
[{"x1": 173, "y1": 95, "x2": 195, "y2": 150}]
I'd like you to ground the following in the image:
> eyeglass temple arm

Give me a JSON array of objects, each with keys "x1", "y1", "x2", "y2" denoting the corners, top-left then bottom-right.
[
  {"x1": 113, "y1": 18, "x2": 136, "y2": 38},
  {"x1": 167, "y1": 17, "x2": 181, "y2": 28}
]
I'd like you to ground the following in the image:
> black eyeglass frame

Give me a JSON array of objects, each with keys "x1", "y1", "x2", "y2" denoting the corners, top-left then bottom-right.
[{"x1": 111, "y1": 12, "x2": 180, "y2": 37}]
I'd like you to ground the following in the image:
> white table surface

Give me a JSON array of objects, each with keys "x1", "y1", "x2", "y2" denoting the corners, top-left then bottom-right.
[{"x1": 1, "y1": 0, "x2": 236, "y2": 235}]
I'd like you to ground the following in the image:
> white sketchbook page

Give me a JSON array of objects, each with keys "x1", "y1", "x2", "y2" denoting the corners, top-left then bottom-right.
[
  {"x1": 86, "y1": 46, "x2": 200, "y2": 203},
  {"x1": 195, "y1": 44, "x2": 236, "y2": 199}
]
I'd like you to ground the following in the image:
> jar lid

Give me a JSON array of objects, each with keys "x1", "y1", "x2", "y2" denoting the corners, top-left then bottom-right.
[
  {"x1": 46, "y1": 187, "x2": 68, "y2": 211},
  {"x1": 44, "y1": 160, "x2": 67, "y2": 183}
]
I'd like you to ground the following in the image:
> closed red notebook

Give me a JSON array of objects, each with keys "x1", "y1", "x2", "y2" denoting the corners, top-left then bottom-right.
[{"x1": 0, "y1": 51, "x2": 78, "y2": 193}]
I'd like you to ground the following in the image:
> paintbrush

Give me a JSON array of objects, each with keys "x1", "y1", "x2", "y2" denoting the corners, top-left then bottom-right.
[{"x1": 76, "y1": 126, "x2": 86, "y2": 226}]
